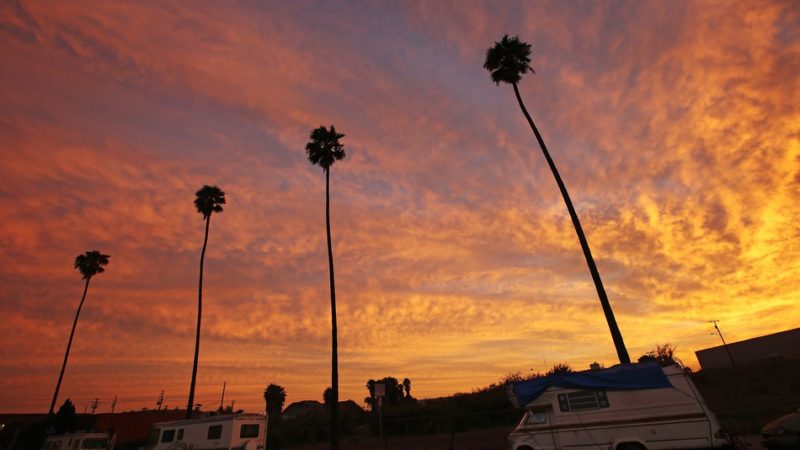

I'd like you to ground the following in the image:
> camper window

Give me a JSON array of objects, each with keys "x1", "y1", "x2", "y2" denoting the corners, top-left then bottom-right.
[
  {"x1": 161, "y1": 429, "x2": 175, "y2": 443},
  {"x1": 524, "y1": 409, "x2": 548, "y2": 425},
  {"x1": 240, "y1": 424, "x2": 260, "y2": 438},
  {"x1": 81, "y1": 438, "x2": 109, "y2": 449},
  {"x1": 177, "y1": 429, "x2": 184, "y2": 440},
  {"x1": 208, "y1": 425, "x2": 223, "y2": 440},
  {"x1": 557, "y1": 390, "x2": 610, "y2": 412}
]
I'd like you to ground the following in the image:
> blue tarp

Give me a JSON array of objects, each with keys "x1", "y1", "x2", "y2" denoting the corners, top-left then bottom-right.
[{"x1": 507, "y1": 363, "x2": 672, "y2": 408}]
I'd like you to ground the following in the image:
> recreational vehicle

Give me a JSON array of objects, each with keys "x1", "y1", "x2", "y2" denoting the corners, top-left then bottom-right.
[
  {"x1": 145, "y1": 413, "x2": 265, "y2": 450},
  {"x1": 506, "y1": 363, "x2": 729, "y2": 450},
  {"x1": 42, "y1": 431, "x2": 115, "y2": 450}
]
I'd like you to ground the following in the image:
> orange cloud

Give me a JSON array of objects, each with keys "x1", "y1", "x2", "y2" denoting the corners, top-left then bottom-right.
[{"x1": 0, "y1": 0, "x2": 798, "y2": 413}]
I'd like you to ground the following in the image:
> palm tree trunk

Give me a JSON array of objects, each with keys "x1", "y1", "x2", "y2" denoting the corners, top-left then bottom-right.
[
  {"x1": 326, "y1": 168, "x2": 340, "y2": 450},
  {"x1": 187, "y1": 215, "x2": 211, "y2": 418},
  {"x1": 49, "y1": 277, "x2": 91, "y2": 415},
  {"x1": 512, "y1": 81, "x2": 631, "y2": 364}
]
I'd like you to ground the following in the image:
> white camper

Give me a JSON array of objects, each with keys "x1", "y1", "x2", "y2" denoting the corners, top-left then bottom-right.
[
  {"x1": 507, "y1": 364, "x2": 729, "y2": 450},
  {"x1": 145, "y1": 413, "x2": 265, "y2": 450},
  {"x1": 42, "y1": 431, "x2": 115, "y2": 450}
]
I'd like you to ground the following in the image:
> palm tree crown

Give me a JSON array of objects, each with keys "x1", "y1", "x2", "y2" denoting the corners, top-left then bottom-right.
[
  {"x1": 306, "y1": 125, "x2": 346, "y2": 170},
  {"x1": 194, "y1": 185, "x2": 226, "y2": 219},
  {"x1": 483, "y1": 34, "x2": 534, "y2": 85},
  {"x1": 74, "y1": 251, "x2": 110, "y2": 280}
]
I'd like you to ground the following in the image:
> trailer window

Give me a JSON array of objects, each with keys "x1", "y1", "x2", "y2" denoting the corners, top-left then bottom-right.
[
  {"x1": 558, "y1": 390, "x2": 610, "y2": 411},
  {"x1": 81, "y1": 438, "x2": 109, "y2": 449},
  {"x1": 208, "y1": 425, "x2": 223, "y2": 439},
  {"x1": 240, "y1": 424, "x2": 260, "y2": 438},
  {"x1": 524, "y1": 409, "x2": 548, "y2": 425},
  {"x1": 161, "y1": 429, "x2": 175, "y2": 443}
]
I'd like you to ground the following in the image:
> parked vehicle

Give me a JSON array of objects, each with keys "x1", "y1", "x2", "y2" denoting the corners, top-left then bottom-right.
[
  {"x1": 144, "y1": 413, "x2": 265, "y2": 450},
  {"x1": 506, "y1": 363, "x2": 728, "y2": 450},
  {"x1": 42, "y1": 431, "x2": 115, "y2": 450},
  {"x1": 762, "y1": 409, "x2": 800, "y2": 449}
]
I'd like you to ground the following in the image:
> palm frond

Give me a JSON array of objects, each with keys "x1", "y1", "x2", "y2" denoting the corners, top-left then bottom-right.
[
  {"x1": 305, "y1": 125, "x2": 347, "y2": 170},
  {"x1": 74, "y1": 250, "x2": 110, "y2": 279},
  {"x1": 194, "y1": 185, "x2": 226, "y2": 219},
  {"x1": 483, "y1": 34, "x2": 534, "y2": 85}
]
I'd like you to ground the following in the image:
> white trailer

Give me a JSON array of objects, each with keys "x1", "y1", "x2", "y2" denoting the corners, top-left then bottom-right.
[
  {"x1": 507, "y1": 363, "x2": 729, "y2": 450},
  {"x1": 42, "y1": 431, "x2": 115, "y2": 450},
  {"x1": 144, "y1": 413, "x2": 265, "y2": 450}
]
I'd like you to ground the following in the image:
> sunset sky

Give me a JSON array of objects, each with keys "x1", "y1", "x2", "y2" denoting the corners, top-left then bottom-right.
[{"x1": 1, "y1": 0, "x2": 798, "y2": 414}]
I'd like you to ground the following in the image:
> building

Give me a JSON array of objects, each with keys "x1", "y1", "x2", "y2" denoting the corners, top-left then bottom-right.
[{"x1": 695, "y1": 327, "x2": 800, "y2": 369}]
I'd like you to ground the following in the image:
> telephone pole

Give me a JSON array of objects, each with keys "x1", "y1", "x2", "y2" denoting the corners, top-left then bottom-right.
[
  {"x1": 219, "y1": 381, "x2": 227, "y2": 411},
  {"x1": 708, "y1": 320, "x2": 736, "y2": 366}
]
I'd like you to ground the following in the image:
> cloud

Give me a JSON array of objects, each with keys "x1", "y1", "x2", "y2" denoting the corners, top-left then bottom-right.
[{"x1": 1, "y1": 0, "x2": 798, "y2": 413}]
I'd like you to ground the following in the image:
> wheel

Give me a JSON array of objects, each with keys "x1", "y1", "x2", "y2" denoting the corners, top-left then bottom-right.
[{"x1": 617, "y1": 442, "x2": 646, "y2": 450}]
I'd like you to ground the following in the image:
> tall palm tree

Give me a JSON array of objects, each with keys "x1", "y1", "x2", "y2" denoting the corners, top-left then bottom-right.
[
  {"x1": 186, "y1": 185, "x2": 226, "y2": 418},
  {"x1": 49, "y1": 250, "x2": 110, "y2": 415},
  {"x1": 484, "y1": 35, "x2": 631, "y2": 364},
  {"x1": 305, "y1": 125, "x2": 346, "y2": 449}
]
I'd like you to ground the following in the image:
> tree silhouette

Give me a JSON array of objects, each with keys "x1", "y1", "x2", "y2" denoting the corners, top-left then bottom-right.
[
  {"x1": 48, "y1": 250, "x2": 110, "y2": 415},
  {"x1": 484, "y1": 35, "x2": 630, "y2": 364},
  {"x1": 53, "y1": 399, "x2": 78, "y2": 434},
  {"x1": 186, "y1": 185, "x2": 226, "y2": 418},
  {"x1": 305, "y1": 125, "x2": 346, "y2": 449},
  {"x1": 402, "y1": 378, "x2": 411, "y2": 399},
  {"x1": 264, "y1": 383, "x2": 286, "y2": 447}
]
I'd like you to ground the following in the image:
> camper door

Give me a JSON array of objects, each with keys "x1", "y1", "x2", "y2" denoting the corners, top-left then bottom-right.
[{"x1": 520, "y1": 406, "x2": 560, "y2": 450}]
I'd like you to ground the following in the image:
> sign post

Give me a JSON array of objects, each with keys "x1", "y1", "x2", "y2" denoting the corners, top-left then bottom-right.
[{"x1": 375, "y1": 383, "x2": 385, "y2": 447}]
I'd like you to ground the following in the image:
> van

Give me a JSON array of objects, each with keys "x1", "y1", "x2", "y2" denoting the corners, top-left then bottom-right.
[
  {"x1": 506, "y1": 363, "x2": 729, "y2": 450},
  {"x1": 144, "y1": 413, "x2": 265, "y2": 450}
]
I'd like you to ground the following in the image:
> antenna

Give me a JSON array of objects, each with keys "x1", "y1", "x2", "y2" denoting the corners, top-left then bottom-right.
[
  {"x1": 90, "y1": 398, "x2": 101, "y2": 415},
  {"x1": 708, "y1": 320, "x2": 736, "y2": 366},
  {"x1": 111, "y1": 395, "x2": 118, "y2": 414},
  {"x1": 156, "y1": 390, "x2": 165, "y2": 410}
]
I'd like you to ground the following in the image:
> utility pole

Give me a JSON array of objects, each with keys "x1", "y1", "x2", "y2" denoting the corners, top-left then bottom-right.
[
  {"x1": 156, "y1": 390, "x2": 164, "y2": 410},
  {"x1": 110, "y1": 395, "x2": 118, "y2": 428},
  {"x1": 219, "y1": 381, "x2": 227, "y2": 411},
  {"x1": 708, "y1": 320, "x2": 736, "y2": 366},
  {"x1": 90, "y1": 398, "x2": 100, "y2": 415}
]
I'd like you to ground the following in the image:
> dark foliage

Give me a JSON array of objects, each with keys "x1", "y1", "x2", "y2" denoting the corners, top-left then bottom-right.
[
  {"x1": 305, "y1": 125, "x2": 346, "y2": 171},
  {"x1": 193, "y1": 185, "x2": 226, "y2": 219},
  {"x1": 483, "y1": 34, "x2": 534, "y2": 85},
  {"x1": 74, "y1": 251, "x2": 110, "y2": 280}
]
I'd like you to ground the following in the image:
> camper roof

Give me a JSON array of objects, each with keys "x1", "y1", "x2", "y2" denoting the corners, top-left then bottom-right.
[
  {"x1": 507, "y1": 363, "x2": 673, "y2": 408},
  {"x1": 152, "y1": 413, "x2": 264, "y2": 428}
]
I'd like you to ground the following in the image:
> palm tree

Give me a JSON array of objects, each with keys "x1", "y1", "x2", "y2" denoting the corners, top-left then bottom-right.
[
  {"x1": 305, "y1": 125, "x2": 346, "y2": 449},
  {"x1": 484, "y1": 35, "x2": 631, "y2": 364},
  {"x1": 263, "y1": 383, "x2": 286, "y2": 447},
  {"x1": 186, "y1": 185, "x2": 226, "y2": 418},
  {"x1": 48, "y1": 250, "x2": 110, "y2": 415}
]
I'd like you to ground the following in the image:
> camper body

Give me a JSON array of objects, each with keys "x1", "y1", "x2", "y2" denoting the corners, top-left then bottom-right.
[
  {"x1": 145, "y1": 413, "x2": 265, "y2": 450},
  {"x1": 507, "y1": 364, "x2": 728, "y2": 450},
  {"x1": 42, "y1": 431, "x2": 114, "y2": 450}
]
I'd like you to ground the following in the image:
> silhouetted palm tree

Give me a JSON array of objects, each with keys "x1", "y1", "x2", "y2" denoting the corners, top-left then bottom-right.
[
  {"x1": 186, "y1": 185, "x2": 226, "y2": 418},
  {"x1": 264, "y1": 383, "x2": 286, "y2": 447},
  {"x1": 305, "y1": 125, "x2": 346, "y2": 449},
  {"x1": 484, "y1": 35, "x2": 630, "y2": 364},
  {"x1": 49, "y1": 250, "x2": 110, "y2": 415}
]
